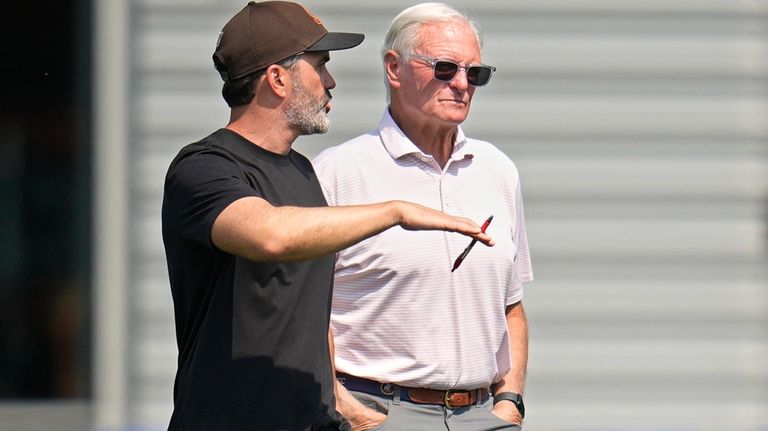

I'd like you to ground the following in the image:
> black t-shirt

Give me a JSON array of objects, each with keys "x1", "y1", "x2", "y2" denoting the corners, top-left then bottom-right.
[{"x1": 162, "y1": 129, "x2": 344, "y2": 430}]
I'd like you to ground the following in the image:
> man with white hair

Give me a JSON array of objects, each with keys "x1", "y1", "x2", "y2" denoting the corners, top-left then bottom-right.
[{"x1": 314, "y1": 3, "x2": 532, "y2": 430}]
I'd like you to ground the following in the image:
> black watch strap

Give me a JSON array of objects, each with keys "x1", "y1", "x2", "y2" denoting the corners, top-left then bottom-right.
[{"x1": 493, "y1": 391, "x2": 525, "y2": 418}]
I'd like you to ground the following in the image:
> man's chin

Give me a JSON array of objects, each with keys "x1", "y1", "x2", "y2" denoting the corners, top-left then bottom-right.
[
  {"x1": 300, "y1": 122, "x2": 330, "y2": 135},
  {"x1": 442, "y1": 112, "x2": 469, "y2": 126}
]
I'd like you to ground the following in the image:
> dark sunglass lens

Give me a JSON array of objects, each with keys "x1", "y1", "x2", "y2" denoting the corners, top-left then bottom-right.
[
  {"x1": 433, "y1": 60, "x2": 459, "y2": 81},
  {"x1": 467, "y1": 66, "x2": 492, "y2": 86}
]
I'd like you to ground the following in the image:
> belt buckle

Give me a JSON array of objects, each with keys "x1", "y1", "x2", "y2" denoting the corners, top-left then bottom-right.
[{"x1": 443, "y1": 389, "x2": 468, "y2": 409}]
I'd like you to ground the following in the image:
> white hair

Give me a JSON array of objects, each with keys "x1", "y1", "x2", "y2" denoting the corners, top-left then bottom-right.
[{"x1": 381, "y1": 2, "x2": 483, "y2": 58}]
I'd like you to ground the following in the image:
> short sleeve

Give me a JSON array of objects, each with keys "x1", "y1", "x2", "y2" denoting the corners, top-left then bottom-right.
[{"x1": 163, "y1": 150, "x2": 258, "y2": 249}]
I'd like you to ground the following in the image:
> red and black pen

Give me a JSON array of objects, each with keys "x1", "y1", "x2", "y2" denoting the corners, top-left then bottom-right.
[{"x1": 451, "y1": 215, "x2": 493, "y2": 272}]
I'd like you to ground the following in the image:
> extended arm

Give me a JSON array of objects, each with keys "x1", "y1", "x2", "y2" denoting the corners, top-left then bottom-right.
[
  {"x1": 212, "y1": 196, "x2": 493, "y2": 261},
  {"x1": 491, "y1": 301, "x2": 528, "y2": 424}
]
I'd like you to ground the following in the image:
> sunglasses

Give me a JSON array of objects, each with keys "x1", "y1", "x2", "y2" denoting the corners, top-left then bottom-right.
[{"x1": 407, "y1": 53, "x2": 496, "y2": 87}]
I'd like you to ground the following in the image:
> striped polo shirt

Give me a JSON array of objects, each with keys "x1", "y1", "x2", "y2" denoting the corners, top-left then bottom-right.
[{"x1": 313, "y1": 109, "x2": 533, "y2": 389}]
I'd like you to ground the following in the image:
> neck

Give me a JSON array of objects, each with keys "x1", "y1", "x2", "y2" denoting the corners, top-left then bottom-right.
[
  {"x1": 226, "y1": 105, "x2": 297, "y2": 155},
  {"x1": 389, "y1": 106, "x2": 457, "y2": 168}
]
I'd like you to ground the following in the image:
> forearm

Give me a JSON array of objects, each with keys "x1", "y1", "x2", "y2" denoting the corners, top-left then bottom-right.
[
  {"x1": 254, "y1": 200, "x2": 401, "y2": 261},
  {"x1": 213, "y1": 197, "x2": 399, "y2": 261},
  {"x1": 489, "y1": 301, "x2": 528, "y2": 423},
  {"x1": 212, "y1": 196, "x2": 492, "y2": 262},
  {"x1": 493, "y1": 301, "x2": 528, "y2": 395}
]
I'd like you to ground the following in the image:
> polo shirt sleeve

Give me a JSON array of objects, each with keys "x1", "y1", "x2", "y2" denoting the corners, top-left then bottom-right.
[
  {"x1": 505, "y1": 172, "x2": 533, "y2": 308},
  {"x1": 512, "y1": 176, "x2": 533, "y2": 285},
  {"x1": 493, "y1": 155, "x2": 533, "y2": 305},
  {"x1": 164, "y1": 149, "x2": 257, "y2": 249}
]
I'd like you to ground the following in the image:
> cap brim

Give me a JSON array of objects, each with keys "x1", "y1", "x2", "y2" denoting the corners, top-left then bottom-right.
[{"x1": 306, "y1": 32, "x2": 365, "y2": 52}]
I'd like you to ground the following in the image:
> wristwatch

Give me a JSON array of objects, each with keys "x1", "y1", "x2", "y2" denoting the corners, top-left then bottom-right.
[{"x1": 493, "y1": 392, "x2": 525, "y2": 418}]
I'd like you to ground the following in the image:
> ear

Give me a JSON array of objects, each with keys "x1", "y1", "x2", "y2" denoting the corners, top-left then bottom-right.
[
  {"x1": 263, "y1": 64, "x2": 291, "y2": 99},
  {"x1": 383, "y1": 50, "x2": 402, "y2": 90}
]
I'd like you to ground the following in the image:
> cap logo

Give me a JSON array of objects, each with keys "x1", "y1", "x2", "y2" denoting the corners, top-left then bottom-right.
[{"x1": 300, "y1": 5, "x2": 323, "y2": 26}]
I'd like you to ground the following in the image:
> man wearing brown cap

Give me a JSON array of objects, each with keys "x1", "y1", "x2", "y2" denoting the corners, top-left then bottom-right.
[{"x1": 161, "y1": 2, "x2": 494, "y2": 430}]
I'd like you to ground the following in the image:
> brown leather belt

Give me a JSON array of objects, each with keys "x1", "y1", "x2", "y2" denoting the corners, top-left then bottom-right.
[{"x1": 337, "y1": 373, "x2": 489, "y2": 409}]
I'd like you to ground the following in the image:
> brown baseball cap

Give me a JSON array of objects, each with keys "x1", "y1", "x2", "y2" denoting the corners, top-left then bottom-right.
[{"x1": 213, "y1": 1, "x2": 365, "y2": 81}]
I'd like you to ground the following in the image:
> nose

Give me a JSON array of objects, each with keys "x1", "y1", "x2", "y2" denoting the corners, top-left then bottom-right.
[
  {"x1": 324, "y1": 69, "x2": 337, "y2": 91},
  {"x1": 449, "y1": 68, "x2": 469, "y2": 91}
]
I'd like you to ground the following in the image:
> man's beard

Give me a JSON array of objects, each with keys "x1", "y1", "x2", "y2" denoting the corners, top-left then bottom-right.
[{"x1": 284, "y1": 77, "x2": 331, "y2": 135}]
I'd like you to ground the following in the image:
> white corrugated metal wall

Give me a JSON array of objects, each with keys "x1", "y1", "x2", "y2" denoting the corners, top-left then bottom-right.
[{"x1": 118, "y1": 0, "x2": 768, "y2": 430}]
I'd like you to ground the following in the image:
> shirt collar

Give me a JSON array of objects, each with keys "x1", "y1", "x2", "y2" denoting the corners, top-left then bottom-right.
[{"x1": 378, "y1": 108, "x2": 473, "y2": 162}]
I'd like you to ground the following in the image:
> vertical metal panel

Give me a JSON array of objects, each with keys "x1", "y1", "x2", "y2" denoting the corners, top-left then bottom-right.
[
  {"x1": 124, "y1": 1, "x2": 768, "y2": 429},
  {"x1": 93, "y1": 0, "x2": 130, "y2": 429}
]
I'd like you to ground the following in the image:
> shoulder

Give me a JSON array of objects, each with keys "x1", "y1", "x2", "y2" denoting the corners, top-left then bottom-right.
[
  {"x1": 465, "y1": 138, "x2": 520, "y2": 176},
  {"x1": 166, "y1": 130, "x2": 245, "y2": 186},
  {"x1": 171, "y1": 130, "x2": 236, "y2": 165}
]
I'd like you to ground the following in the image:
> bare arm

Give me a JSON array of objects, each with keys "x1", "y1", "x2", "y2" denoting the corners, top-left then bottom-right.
[
  {"x1": 212, "y1": 196, "x2": 493, "y2": 261},
  {"x1": 491, "y1": 301, "x2": 528, "y2": 424}
]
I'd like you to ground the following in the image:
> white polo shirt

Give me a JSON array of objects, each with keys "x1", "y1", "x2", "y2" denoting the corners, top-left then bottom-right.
[{"x1": 313, "y1": 110, "x2": 533, "y2": 389}]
